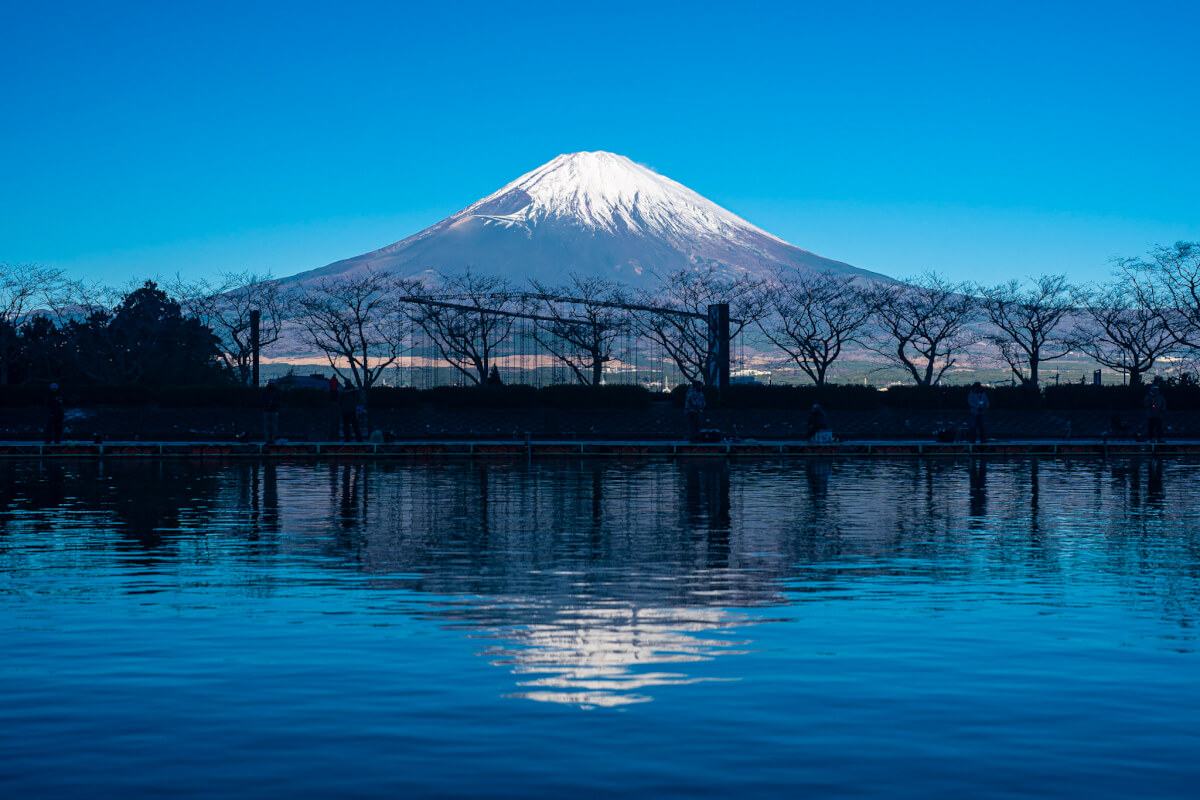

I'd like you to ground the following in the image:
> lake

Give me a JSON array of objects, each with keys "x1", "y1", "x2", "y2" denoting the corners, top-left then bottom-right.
[{"x1": 1, "y1": 457, "x2": 1197, "y2": 798}]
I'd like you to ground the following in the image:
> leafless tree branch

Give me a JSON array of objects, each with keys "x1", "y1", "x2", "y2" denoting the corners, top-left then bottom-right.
[
  {"x1": 757, "y1": 270, "x2": 873, "y2": 386},
  {"x1": 629, "y1": 267, "x2": 767, "y2": 386},
  {"x1": 527, "y1": 274, "x2": 630, "y2": 385},
  {"x1": 172, "y1": 270, "x2": 285, "y2": 384},
  {"x1": 864, "y1": 273, "x2": 979, "y2": 386},
  {"x1": 287, "y1": 271, "x2": 411, "y2": 388},
  {"x1": 976, "y1": 275, "x2": 1076, "y2": 385},
  {"x1": 401, "y1": 270, "x2": 519, "y2": 385},
  {"x1": 1072, "y1": 275, "x2": 1179, "y2": 385}
]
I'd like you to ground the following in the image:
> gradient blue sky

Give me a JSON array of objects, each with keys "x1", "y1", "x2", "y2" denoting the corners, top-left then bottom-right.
[{"x1": 3, "y1": 0, "x2": 1198, "y2": 287}]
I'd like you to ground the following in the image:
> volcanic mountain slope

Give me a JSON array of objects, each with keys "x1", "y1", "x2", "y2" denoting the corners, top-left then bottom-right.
[{"x1": 288, "y1": 151, "x2": 890, "y2": 289}]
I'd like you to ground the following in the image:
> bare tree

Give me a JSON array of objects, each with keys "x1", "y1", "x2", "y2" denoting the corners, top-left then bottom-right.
[
  {"x1": 631, "y1": 267, "x2": 767, "y2": 385},
  {"x1": 0, "y1": 262, "x2": 68, "y2": 383},
  {"x1": 172, "y1": 271, "x2": 285, "y2": 384},
  {"x1": 865, "y1": 273, "x2": 979, "y2": 386},
  {"x1": 1073, "y1": 277, "x2": 1179, "y2": 386},
  {"x1": 527, "y1": 275, "x2": 629, "y2": 385},
  {"x1": 288, "y1": 271, "x2": 410, "y2": 388},
  {"x1": 757, "y1": 270, "x2": 872, "y2": 386},
  {"x1": 66, "y1": 279, "x2": 123, "y2": 315},
  {"x1": 977, "y1": 275, "x2": 1076, "y2": 385},
  {"x1": 1120, "y1": 241, "x2": 1200, "y2": 351},
  {"x1": 402, "y1": 270, "x2": 520, "y2": 385},
  {"x1": 45, "y1": 280, "x2": 125, "y2": 383}
]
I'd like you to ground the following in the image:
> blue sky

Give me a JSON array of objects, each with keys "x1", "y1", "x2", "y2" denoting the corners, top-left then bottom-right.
[{"x1": 3, "y1": 0, "x2": 1198, "y2": 287}]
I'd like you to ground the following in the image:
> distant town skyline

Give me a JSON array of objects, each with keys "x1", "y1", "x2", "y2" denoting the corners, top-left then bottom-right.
[{"x1": 3, "y1": 1, "x2": 1197, "y2": 287}]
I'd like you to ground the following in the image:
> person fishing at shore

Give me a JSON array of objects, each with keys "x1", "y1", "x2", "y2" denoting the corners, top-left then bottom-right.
[
  {"x1": 1144, "y1": 384, "x2": 1167, "y2": 442},
  {"x1": 807, "y1": 403, "x2": 831, "y2": 442},
  {"x1": 44, "y1": 383, "x2": 65, "y2": 444},
  {"x1": 684, "y1": 381, "x2": 706, "y2": 441},
  {"x1": 967, "y1": 382, "x2": 990, "y2": 443},
  {"x1": 340, "y1": 378, "x2": 363, "y2": 442},
  {"x1": 328, "y1": 374, "x2": 341, "y2": 440},
  {"x1": 262, "y1": 381, "x2": 281, "y2": 444}
]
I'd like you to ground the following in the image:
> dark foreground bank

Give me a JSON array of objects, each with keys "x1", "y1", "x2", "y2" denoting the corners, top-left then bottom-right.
[{"x1": 3, "y1": 404, "x2": 1198, "y2": 444}]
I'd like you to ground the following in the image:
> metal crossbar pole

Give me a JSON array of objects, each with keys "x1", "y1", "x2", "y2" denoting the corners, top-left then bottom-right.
[
  {"x1": 400, "y1": 293, "x2": 739, "y2": 391},
  {"x1": 397, "y1": 296, "x2": 569, "y2": 325},
  {"x1": 430, "y1": 291, "x2": 743, "y2": 323},
  {"x1": 515, "y1": 292, "x2": 712, "y2": 321}
]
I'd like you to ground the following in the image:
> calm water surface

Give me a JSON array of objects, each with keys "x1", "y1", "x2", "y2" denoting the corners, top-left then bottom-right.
[{"x1": 1, "y1": 457, "x2": 1198, "y2": 798}]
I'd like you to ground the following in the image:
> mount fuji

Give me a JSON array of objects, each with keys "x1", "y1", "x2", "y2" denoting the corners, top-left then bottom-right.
[{"x1": 287, "y1": 151, "x2": 889, "y2": 288}]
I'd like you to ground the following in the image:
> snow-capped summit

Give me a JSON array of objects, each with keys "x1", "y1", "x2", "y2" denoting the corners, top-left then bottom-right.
[
  {"x1": 464, "y1": 151, "x2": 785, "y2": 244},
  {"x1": 291, "y1": 151, "x2": 887, "y2": 288}
]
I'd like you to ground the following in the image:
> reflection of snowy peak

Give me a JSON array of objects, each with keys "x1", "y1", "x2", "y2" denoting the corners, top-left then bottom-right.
[{"x1": 290, "y1": 151, "x2": 889, "y2": 288}]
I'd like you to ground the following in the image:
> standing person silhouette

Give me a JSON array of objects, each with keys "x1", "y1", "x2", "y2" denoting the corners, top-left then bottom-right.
[
  {"x1": 339, "y1": 378, "x2": 363, "y2": 442},
  {"x1": 327, "y1": 375, "x2": 341, "y2": 440},
  {"x1": 1144, "y1": 384, "x2": 1167, "y2": 442},
  {"x1": 684, "y1": 381, "x2": 706, "y2": 441},
  {"x1": 807, "y1": 403, "x2": 831, "y2": 441},
  {"x1": 262, "y1": 381, "x2": 281, "y2": 444},
  {"x1": 44, "y1": 383, "x2": 65, "y2": 444},
  {"x1": 967, "y1": 382, "x2": 990, "y2": 443}
]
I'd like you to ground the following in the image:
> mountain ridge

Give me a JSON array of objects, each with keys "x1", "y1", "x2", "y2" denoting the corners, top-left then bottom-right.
[{"x1": 285, "y1": 151, "x2": 892, "y2": 288}]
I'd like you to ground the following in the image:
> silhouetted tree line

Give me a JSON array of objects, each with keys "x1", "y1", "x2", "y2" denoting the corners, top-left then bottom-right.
[
  {"x1": 4, "y1": 240, "x2": 1198, "y2": 390},
  {"x1": 0, "y1": 271, "x2": 230, "y2": 386},
  {"x1": 272, "y1": 241, "x2": 1197, "y2": 389}
]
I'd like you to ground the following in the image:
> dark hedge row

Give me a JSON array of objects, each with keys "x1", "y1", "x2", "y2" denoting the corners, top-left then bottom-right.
[
  {"x1": 882, "y1": 384, "x2": 1200, "y2": 411},
  {"x1": 882, "y1": 385, "x2": 1046, "y2": 410},
  {"x1": 0, "y1": 382, "x2": 1195, "y2": 411},
  {"x1": 421, "y1": 384, "x2": 653, "y2": 409},
  {"x1": 0, "y1": 383, "x2": 653, "y2": 410},
  {"x1": 1041, "y1": 383, "x2": 1200, "y2": 410},
  {"x1": 667, "y1": 384, "x2": 883, "y2": 411},
  {"x1": 877, "y1": 384, "x2": 1194, "y2": 411}
]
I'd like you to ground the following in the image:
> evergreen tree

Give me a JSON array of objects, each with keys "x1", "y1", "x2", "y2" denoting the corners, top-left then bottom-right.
[{"x1": 66, "y1": 281, "x2": 230, "y2": 385}]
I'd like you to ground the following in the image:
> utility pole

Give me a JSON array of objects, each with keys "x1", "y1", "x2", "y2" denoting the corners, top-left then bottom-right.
[
  {"x1": 705, "y1": 303, "x2": 730, "y2": 391},
  {"x1": 250, "y1": 309, "x2": 261, "y2": 387}
]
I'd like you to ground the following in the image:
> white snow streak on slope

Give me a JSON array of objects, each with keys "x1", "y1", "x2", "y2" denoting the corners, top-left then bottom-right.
[{"x1": 462, "y1": 151, "x2": 790, "y2": 246}]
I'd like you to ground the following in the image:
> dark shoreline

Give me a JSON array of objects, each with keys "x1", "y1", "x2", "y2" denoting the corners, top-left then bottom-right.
[
  {"x1": 2, "y1": 404, "x2": 1192, "y2": 444},
  {"x1": 2, "y1": 439, "x2": 1196, "y2": 459}
]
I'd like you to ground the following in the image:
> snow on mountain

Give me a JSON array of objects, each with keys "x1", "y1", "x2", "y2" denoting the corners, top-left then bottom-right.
[
  {"x1": 465, "y1": 151, "x2": 784, "y2": 242},
  {"x1": 287, "y1": 151, "x2": 890, "y2": 288}
]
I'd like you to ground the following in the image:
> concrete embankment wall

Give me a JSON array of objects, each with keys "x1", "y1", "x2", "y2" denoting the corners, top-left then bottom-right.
[
  {"x1": 1, "y1": 403, "x2": 1194, "y2": 443},
  {"x1": 4, "y1": 440, "x2": 1200, "y2": 459}
]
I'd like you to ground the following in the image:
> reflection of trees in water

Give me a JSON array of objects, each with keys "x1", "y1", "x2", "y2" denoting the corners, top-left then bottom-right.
[
  {"x1": 1109, "y1": 457, "x2": 1168, "y2": 514},
  {"x1": 286, "y1": 458, "x2": 785, "y2": 706},
  {"x1": 968, "y1": 458, "x2": 987, "y2": 522},
  {"x1": 5, "y1": 457, "x2": 1196, "y2": 570},
  {"x1": 3, "y1": 456, "x2": 1199, "y2": 702},
  {"x1": 325, "y1": 459, "x2": 793, "y2": 610},
  {"x1": 253, "y1": 455, "x2": 1200, "y2": 701},
  {"x1": 4, "y1": 458, "x2": 1196, "y2": 603},
  {"x1": 0, "y1": 460, "x2": 228, "y2": 553},
  {"x1": 1098, "y1": 458, "x2": 1200, "y2": 623}
]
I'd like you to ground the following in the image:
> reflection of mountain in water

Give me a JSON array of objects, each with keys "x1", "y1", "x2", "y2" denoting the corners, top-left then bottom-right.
[
  {"x1": 475, "y1": 604, "x2": 750, "y2": 707},
  {"x1": 311, "y1": 459, "x2": 781, "y2": 706},
  {"x1": 2, "y1": 457, "x2": 1197, "y2": 705}
]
